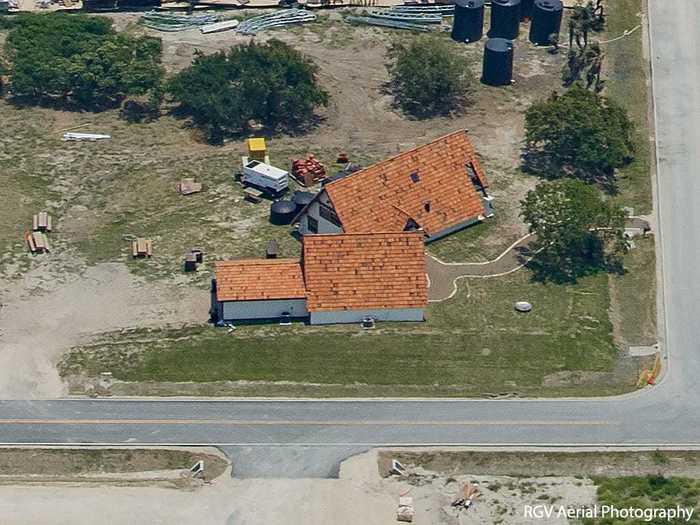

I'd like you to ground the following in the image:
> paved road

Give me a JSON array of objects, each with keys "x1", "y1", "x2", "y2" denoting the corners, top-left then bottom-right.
[{"x1": 0, "y1": 1, "x2": 698, "y2": 477}]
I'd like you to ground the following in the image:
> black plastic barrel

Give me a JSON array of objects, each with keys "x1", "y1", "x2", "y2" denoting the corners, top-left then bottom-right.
[
  {"x1": 451, "y1": 0, "x2": 485, "y2": 43},
  {"x1": 270, "y1": 200, "x2": 297, "y2": 225},
  {"x1": 482, "y1": 38, "x2": 514, "y2": 86},
  {"x1": 489, "y1": 0, "x2": 521, "y2": 40},
  {"x1": 529, "y1": 0, "x2": 563, "y2": 45},
  {"x1": 520, "y1": 0, "x2": 534, "y2": 20},
  {"x1": 292, "y1": 191, "x2": 315, "y2": 212}
]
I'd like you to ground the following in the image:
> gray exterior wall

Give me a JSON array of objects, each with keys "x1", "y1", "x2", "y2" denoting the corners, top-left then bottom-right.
[
  {"x1": 309, "y1": 307, "x2": 425, "y2": 325},
  {"x1": 298, "y1": 191, "x2": 343, "y2": 236},
  {"x1": 220, "y1": 298, "x2": 308, "y2": 321}
]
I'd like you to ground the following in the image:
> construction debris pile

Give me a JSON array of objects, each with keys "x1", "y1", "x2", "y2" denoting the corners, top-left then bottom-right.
[
  {"x1": 142, "y1": 11, "x2": 221, "y2": 32},
  {"x1": 236, "y1": 9, "x2": 316, "y2": 35},
  {"x1": 291, "y1": 154, "x2": 327, "y2": 187},
  {"x1": 346, "y1": 5, "x2": 452, "y2": 31}
]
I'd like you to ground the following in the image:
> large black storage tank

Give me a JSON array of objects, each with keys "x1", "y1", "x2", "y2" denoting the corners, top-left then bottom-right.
[
  {"x1": 520, "y1": 0, "x2": 534, "y2": 20},
  {"x1": 529, "y1": 0, "x2": 563, "y2": 45},
  {"x1": 451, "y1": 0, "x2": 485, "y2": 44},
  {"x1": 270, "y1": 200, "x2": 297, "y2": 225},
  {"x1": 482, "y1": 38, "x2": 514, "y2": 86},
  {"x1": 489, "y1": 0, "x2": 521, "y2": 40}
]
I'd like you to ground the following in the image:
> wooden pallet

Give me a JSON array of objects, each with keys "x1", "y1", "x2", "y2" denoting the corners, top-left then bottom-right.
[{"x1": 132, "y1": 238, "x2": 153, "y2": 258}]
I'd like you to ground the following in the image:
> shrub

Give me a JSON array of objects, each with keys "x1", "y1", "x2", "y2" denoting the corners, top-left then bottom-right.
[{"x1": 387, "y1": 36, "x2": 474, "y2": 119}]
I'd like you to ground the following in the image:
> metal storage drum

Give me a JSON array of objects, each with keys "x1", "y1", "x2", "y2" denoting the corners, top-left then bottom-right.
[
  {"x1": 520, "y1": 0, "x2": 535, "y2": 20},
  {"x1": 292, "y1": 191, "x2": 315, "y2": 212},
  {"x1": 529, "y1": 0, "x2": 563, "y2": 45},
  {"x1": 270, "y1": 200, "x2": 297, "y2": 225},
  {"x1": 489, "y1": 0, "x2": 521, "y2": 40},
  {"x1": 482, "y1": 38, "x2": 514, "y2": 86},
  {"x1": 451, "y1": 0, "x2": 485, "y2": 43}
]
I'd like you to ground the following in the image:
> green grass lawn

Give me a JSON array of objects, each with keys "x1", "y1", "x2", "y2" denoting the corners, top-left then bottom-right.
[
  {"x1": 60, "y1": 267, "x2": 636, "y2": 397},
  {"x1": 607, "y1": 0, "x2": 653, "y2": 214},
  {"x1": 584, "y1": 476, "x2": 700, "y2": 525}
]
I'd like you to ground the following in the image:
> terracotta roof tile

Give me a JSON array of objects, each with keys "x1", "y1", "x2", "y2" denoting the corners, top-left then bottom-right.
[
  {"x1": 303, "y1": 232, "x2": 428, "y2": 312},
  {"x1": 324, "y1": 130, "x2": 488, "y2": 237},
  {"x1": 215, "y1": 259, "x2": 306, "y2": 301}
]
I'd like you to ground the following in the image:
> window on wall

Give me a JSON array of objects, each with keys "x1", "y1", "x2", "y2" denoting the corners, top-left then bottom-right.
[
  {"x1": 319, "y1": 203, "x2": 341, "y2": 226},
  {"x1": 307, "y1": 216, "x2": 319, "y2": 233}
]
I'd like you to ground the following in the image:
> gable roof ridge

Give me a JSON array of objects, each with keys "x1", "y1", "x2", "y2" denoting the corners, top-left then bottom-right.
[{"x1": 324, "y1": 129, "x2": 470, "y2": 189}]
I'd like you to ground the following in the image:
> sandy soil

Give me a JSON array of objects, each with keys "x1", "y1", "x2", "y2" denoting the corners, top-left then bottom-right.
[
  {"x1": 0, "y1": 449, "x2": 600, "y2": 525},
  {"x1": 0, "y1": 259, "x2": 208, "y2": 398}
]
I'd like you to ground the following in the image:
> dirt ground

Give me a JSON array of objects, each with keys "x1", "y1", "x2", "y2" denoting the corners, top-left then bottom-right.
[
  {"x1": 6, "y1": 447, "x2": 697, "y2": 525},
  {"x1": 0, "y1": 259, "x2": 208, "y2": 398}
]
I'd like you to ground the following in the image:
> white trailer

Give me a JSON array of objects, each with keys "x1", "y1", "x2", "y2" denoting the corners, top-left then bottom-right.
[
  {"x1": 200, "y1": 19, "x2": 240, "y2": 34},
  {"x1": 241, "y1": 160, "x2": 289, "y2": 195}
]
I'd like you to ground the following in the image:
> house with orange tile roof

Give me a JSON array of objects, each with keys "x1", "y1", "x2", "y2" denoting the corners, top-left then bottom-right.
[
  {"x1": 212, "y1": 232, "x2": 428, "y2": 325},
  {"x1": 295, "y1": 130, "x2": 494, "y2": 242}
]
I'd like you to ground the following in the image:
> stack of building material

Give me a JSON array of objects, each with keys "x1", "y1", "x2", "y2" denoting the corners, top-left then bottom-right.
[
  {"x1": 132, "y1": 238, "x2": 153, "y2": 258},
  {"x1": 451, "y1": 482, "x2": 480, "y2": 510},
  {"x1": 32, "y1": 212, "x2": 52, "y2": 232},
  {"x1": 200, "y1": 18, "x2": 239, "y2": 34},
  {"x1": 184, "y1": 249, "x2": 204, "y2": 271},
  {"x1": 142, "y1": 11, "x2": 220, "y2": 32},
  {"x1": 397, "y1": 496, "x2": 415, "y2": 522},
  {"x1": 25, "y1": 231, "x2": 50, "y2": 254},
  {"x1": 292, "y1": 155, "x2": 327, "y2": 187},
  {"x1": 236, "y1": 9, "x2": 316, "y2": 36},
  {"x1": 177, "y1": 178, "x2": 203, "y2": 195},
  {"x1": 63, "y1": 132, "x2": 111, "y2": 141}
]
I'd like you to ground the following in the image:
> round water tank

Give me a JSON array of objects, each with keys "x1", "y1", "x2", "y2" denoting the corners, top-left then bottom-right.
[
  {"x1": 489, "y1": 0, "x2": 521, "y2": 40},
  {"x1": 529, "y1": 0, "x2": 563, "y2": 45},
  {"x1": 451, "y1": 0, "x2": 485, "y2": 44},
  {"x1": 292, "y1": 191, "x2": 315, "y2": 211},
  {"x1": 482, "y1": 38, "x2": 514, "y2": 86},
  {"x1": 520, "y1": 0, "x2": 534, "y2": 20},
  {"x1": 270, "y1": 200, "x2": 297, "y2": 225}
]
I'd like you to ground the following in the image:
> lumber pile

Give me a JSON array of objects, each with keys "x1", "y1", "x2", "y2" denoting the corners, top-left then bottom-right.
[
  {"x1": 132, "y1": 238, "x2": 153, "y2": 258},
  {"x1": 32, "y1": 212, "x2": 52, "y2": 232},
  {"x1": 177, "y1": 178, "x2": 203, "y2": 195},
  {"x1": 292, "y1": 155, "x2": 327, "y2": 187},
  {"x1": 397, "y1": 495, "x2": 415, "y2": 522},
  {"x1": 25, "y1": 231, "x2": 50, "y2": 254}
]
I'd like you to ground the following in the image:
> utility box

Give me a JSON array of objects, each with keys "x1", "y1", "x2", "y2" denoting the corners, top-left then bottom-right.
[
  {"x1": 242, "y1": 160, "x2": 289, "y2": 196},
  {"x1": 247, "y1": 138, "x2": 267, "y2": 162}
]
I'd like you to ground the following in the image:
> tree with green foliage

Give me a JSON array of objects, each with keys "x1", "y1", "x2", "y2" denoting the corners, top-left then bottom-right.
[
  {"x1": 521, "y1": 179, "x2": 627, "y2": 282},
  {"x1": 4, "y1": 13, "x2": 163, "y2": 110},
  {"x1": 387, "y1": 36, "x2": 474, "y2": 119},
  {"x1": 167, "y1": 40, "x2": 329, "y2": 144},
  {"x1": 523, "y1": 85, "x2": 634, "y2": 190}
]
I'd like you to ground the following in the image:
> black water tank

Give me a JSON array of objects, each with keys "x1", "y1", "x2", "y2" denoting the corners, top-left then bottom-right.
[
  {"x1": 520, "y1": 0, "x2": 534, "y2": 20},
  {"x1": 489, "y1": 0, "x2": 521, "y2": 40},
  {"x1": 292, "y1": 191, "x2": 315, "y2": 212},
  {"x1": 451, "y1": 0, "x2": 485, "y2": 43},
  {"x1": 482, "y1": 38, "x2": 514, "y2": 86},
  {"x1": 270, "y1": 200, "x2": 297, "y2": 225},
  {"x1": 529, "y1": 0, "x2": 563, "y2": 45}
]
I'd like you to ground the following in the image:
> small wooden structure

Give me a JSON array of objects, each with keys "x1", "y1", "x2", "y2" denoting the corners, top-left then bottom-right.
[
  {"x1": 244, "y1": 187, "x2": 264, "y2": 203},
  {"x1": 177, "y1": 178, "x2": 203, "y2": 195},
  {"x1": 32, "y1": 212, "x2": 52, "y2": 232},
  {"x1": 132, "y1": 238, "x2": 153, "y2": 258},
  {"x1": 247, "y1": 137, "x2": 267, "y2": 162},
  {"x1": 26, "y1": 231, "x2": 50, "y2": 253}
]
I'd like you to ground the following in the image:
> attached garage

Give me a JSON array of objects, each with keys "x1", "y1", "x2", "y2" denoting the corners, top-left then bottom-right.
[{"x1": 213, "y1": 259, "x2": 308, "y2": 322}]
